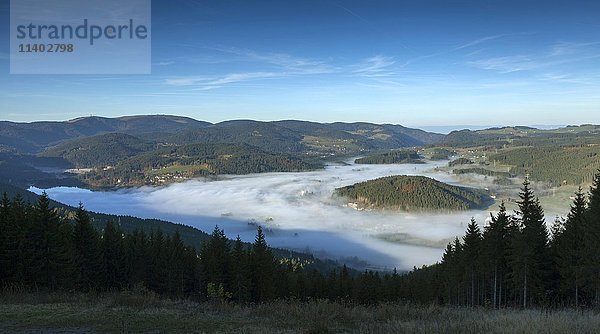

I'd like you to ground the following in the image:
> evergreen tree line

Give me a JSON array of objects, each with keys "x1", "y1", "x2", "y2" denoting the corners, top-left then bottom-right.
[
  {"x1": 1, "y1": 172, "x2": 600, "y2": 307},
  {"x1": 409, "y1": 173, "x2": 600, "y2": 308},
  {"x1": 0, "y1": 194, "x2": 409, "y2": 304}
]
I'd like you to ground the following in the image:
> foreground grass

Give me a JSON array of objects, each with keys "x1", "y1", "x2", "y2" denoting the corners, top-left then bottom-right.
[{"x1": 1, "y1": 292, "x2": 599, "y2": 333}]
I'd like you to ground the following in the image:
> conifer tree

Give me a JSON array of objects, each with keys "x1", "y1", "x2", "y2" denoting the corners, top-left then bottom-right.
[
  {"x1": 555, "y1": 188, "x2": 587, "y2": 306},
  {"x1": 462, "y1": 218, "x2": 482, "y2": 306},
  {"x1": 440, "y1": 241, "x2": 456, "y2": 304},
  {"x1": 509, "y1": 179, "x2": 550, "y2": 308},
  {"x1": 124, "y1": 229, "x2": 148, "y2": 287},
  {"x1": 230, "y1": 235, "x2": 250, "y2": 303},
  {"x1": 21, "y1": 192, "x2": 71, "y2": 288},
  {"x1": 483, "y1": 202, "x2": 511, "y2": 308},
  {"x1": 100, "y1": 221, "x2": 124, "y2": 289},
  {"x1": 585, "y1": 171, "x2": 600, "y2": 305},
  {"x1": 147, "y1": 229, "x2": 168, "y2": 293},
  {"x1": 0, "y1": 193, "x2": 12, "y2": 281},
  {"x1": 5, "y1": 194, "x2": 27, "y2": 282},
  {"x1": 200, "y1": 226, "x2": 231, "y2": 297},
  {"x1": 250, "y1": 226, "x2": 275, "y2": 302},
  {"x1": 73, "y1": 203, "x2": 102, "y2": 290}
]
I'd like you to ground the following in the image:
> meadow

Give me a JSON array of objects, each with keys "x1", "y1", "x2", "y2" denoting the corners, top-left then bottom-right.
[{"x1": 1, "y1": 291, "x2": 599, "y2": 333}]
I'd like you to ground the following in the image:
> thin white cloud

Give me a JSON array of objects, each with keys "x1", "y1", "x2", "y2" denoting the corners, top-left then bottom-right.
[
  {"x1": 154, "y1": 61, "x2": 175, "y2": 66},
  {"x1": 467, "y1": 41, "x2": 600, "y2": 74},
  {"x1": 549, "y1": 41, "x2": 600, "y2": 57},
  {"x1": 164, "y1": 72, "x2": 282, "y2": 90},
  {"x1": 467, "y1": 55, "x2": 537, "y2": 73},
  {"x1": 333, "y1": 2, "x2": 370, "y2": 23},
  {"x1": 454, "y1": 34, "x2": 507, "y2": 50},
  {"x1": 353, "y1": 55, "x2": 396, "y2": 77},
  {"x1": 207, "y1": 46, "x2": 336, "y2": 75}
]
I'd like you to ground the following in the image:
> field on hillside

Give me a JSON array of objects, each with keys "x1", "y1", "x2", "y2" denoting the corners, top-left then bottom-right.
[{"x1": 1, "y1": 292, "x2": 599, "y2": 333}]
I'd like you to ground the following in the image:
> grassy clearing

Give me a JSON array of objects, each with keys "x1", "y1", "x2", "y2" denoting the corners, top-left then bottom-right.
[{"x1": 1, "y1": 292, "x2": 599, "y2": 333}]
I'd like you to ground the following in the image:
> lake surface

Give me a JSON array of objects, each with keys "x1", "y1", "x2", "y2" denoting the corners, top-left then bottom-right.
[{"x1": 32, "y1": 160, "x2": 499, "y2": 270}]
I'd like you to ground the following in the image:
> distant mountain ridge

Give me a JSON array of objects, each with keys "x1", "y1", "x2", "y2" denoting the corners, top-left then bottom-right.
[
  {"x1": 0, "y1": 115, "x2": 444, "y2": 154},
  {"x1": 0, "y1": 115, "x2": 212, "y2": 153}
]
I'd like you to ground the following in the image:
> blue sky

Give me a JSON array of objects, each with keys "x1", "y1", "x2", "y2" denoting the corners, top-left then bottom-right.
[{"x1": 1, "y1": 0, "x2": 600, "y2": 127}]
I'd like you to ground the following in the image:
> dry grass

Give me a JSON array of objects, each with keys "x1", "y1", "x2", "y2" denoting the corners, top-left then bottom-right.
[{"x1": 0, "y1": 292, "x2": 599, "y2": 333}]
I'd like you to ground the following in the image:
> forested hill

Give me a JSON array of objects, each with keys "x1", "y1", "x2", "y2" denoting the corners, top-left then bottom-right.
[
  {"x1": 40, "y1": 133, "x2": 156, "y2": 167},
  {"x1": 354, "y1": 150, "x2": 423, "y2": 164},
  {"x1": 0, "y1": 115, "x2": 211, "y2": 153},
  {"x1": 0, "y1": 116, "x2": 443, "y2": 155},
  {"x1": 336, "y1": 175, "x2": 490, "y2": 211},
  {"x1": 440, "y1": 124, "x2": 600, "y2": 148},
  {"x1": 72, "y1": 142, "x2": 321, "y2": 187}
]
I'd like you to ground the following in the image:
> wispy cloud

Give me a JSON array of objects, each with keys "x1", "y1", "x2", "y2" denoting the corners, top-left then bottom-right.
[
  {"x1": 467, "y1": 41, "x2": 600, "y2": 74},
  {"x1": 549, "y1": 41, "x2": 600, "y2": 56},
  {"x1": 353, "y1": 55, "x2": 396, "y2": 77},
  {"x1": 333, "y1": 2, "x2": 370, "y2": 23},
  {"x1": 207, "y1": 46, "x2": 336, "y2": 75},
  {"x1": 454, "y1": 34, "x2": 507, "y2": 50},
  {"x1": 538, "y1": 72, "x2": 600, "y2": 85},
  {"x1": 154, "y1": 61, "x2": 175, "y2": 66},
  {"x1": 161, "y1": 47, "x2": 341, "y2": 91},
  {"x1": 467, "y1": 55, "x2": 538, "y2": 73},
  {"x1": 164, "y1": 72, "x2": 281, "y2": 90}
]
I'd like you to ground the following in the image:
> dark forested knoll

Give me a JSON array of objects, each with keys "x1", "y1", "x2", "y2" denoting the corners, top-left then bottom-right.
[{"x1": 336, "y1": 175, "x2": 489, "y2": 211}]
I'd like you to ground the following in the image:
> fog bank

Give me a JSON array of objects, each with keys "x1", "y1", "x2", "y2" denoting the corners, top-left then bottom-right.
[{"x1": 34, "y1": 160, "x2": 505, "y2": 270}]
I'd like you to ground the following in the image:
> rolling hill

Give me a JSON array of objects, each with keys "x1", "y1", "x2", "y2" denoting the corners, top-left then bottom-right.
[
  {"x1": 336, "y1": 175, "x2": 490, "y2": 211},
  {"x1": 40, "y1": 133, "x2": 156, "y2": 167},
  {"x1": 1, "y1": 116, "x2": 443, "y2": 155},
  {"x1": 0, "y1": 115, "x2": 211, "y2": 153}
]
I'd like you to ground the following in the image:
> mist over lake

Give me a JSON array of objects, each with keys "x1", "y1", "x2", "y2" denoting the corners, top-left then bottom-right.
[{"x1": 32, "y1": 160, "x2": 502, "y2": 270}]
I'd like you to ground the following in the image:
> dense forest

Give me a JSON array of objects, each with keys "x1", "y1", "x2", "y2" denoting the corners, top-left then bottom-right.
[
  {"x1": 441, "y1": 125, "x2": 600, "y2": 149},
  {"x1": 336, "y1": 175, "x2": 489, "y2": 211},
  {"x1": 2, "y1": 172, "x2": 600, "y2": 307},
  {"x1": 354, "y1": 150, "x2": 423, "y2": 164},
  {"x1": 489, "y1": 146, "x2": 600, "y2": 186},
  {"x1": 40, "y1": 133, "x2": 156, "y2": 167},
  {"x1": 452, "y1": 167, "x2": 515, "y2": 178},
  {"x1": 448, "y1": 158, "x2": 474, "y2": 167},
  {"x1": 75, "y1": 143, "x2": 321, "y2": 187},
  {"x1": 404, "y1": 174, "x2": 600, "y2": 308},
  {"x1": 425, "y1": 148, "x2": 455, "y2": 160}
]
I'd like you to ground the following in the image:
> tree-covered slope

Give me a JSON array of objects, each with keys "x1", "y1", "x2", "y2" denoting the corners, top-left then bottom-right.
[
  {"x1": 0, "y1": 116, "x2": 211, "y2": 153},
  {"x1": 168, "y1": 121, "x2": 307, "y2": 154},
  {"x1": 489, "y1": 145, "x2": 600, "y2": 186},
  {"x1": 355, "y1": 150, "x2": 423, "y2": 164},
  {"x1": 441, "y1": 125, "x2": 600, "y2": 148},
  {"x1": 336, "y1": 175, "x2": 490, "y2": 211},
  {"x1": 80, "y1": 143, "x2": 321, "y2": 187},
  {"x1": 40, "y1": 133, "x2": 155, "y2": 167}
]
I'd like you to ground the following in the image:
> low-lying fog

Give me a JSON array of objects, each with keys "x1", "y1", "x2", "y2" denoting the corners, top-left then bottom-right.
[{"x1": 31, "y1": 160, "x2": 558, "y2": 271}]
